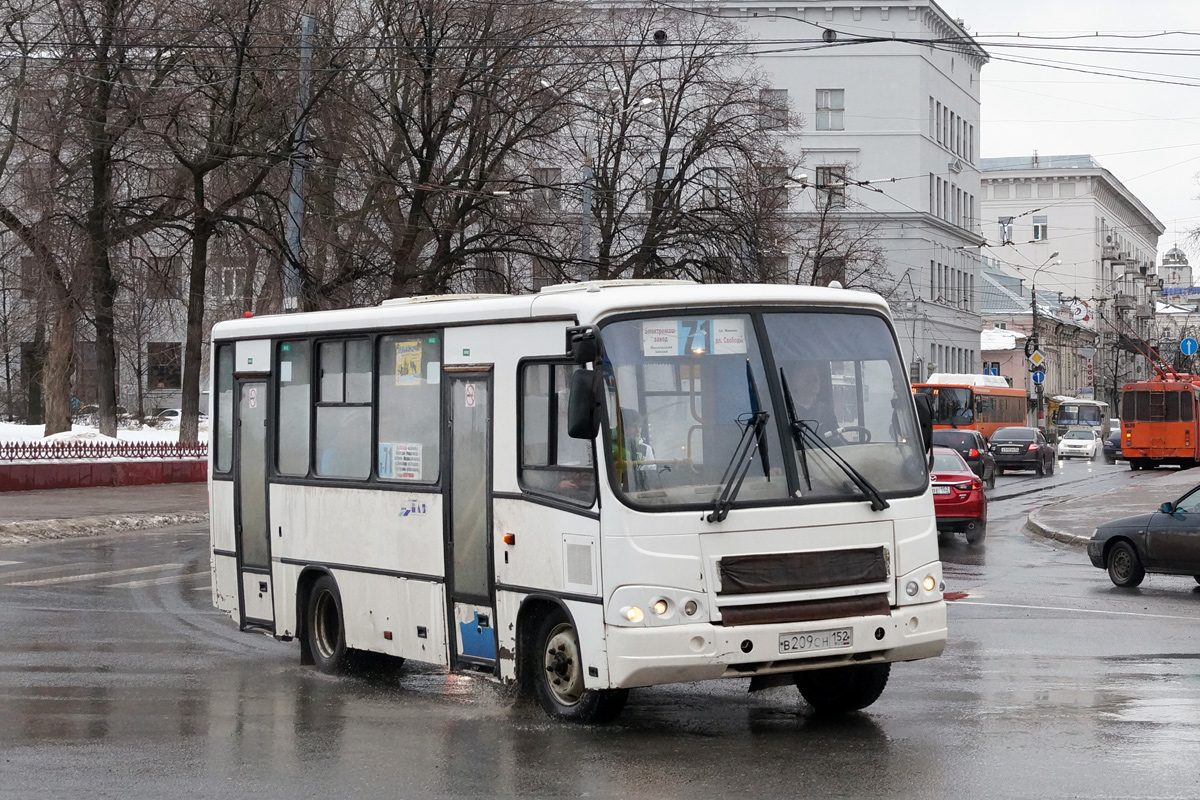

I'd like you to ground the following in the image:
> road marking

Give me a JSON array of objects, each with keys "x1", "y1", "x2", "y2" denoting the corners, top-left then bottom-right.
[
  {"x1": 106, "y1": 572, "x2": 208, "y2": 588},
  {"x1": 0, "y1": 560, "x2": 20, "y2": 567},
  {"x1": 955, "y1": 599, "x2": 1200, "y2": 621},
  {"x1": 8, "y1": 563, "x2": 184, "y2": 587}
]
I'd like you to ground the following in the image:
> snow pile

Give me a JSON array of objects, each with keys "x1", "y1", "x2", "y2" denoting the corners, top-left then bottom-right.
[
  {"x1": 0, "y1": 421, "x2": 209, "y2": 444},
  {"x1": 981, "y1": 328, "x2": 1026, "y2": 352}
]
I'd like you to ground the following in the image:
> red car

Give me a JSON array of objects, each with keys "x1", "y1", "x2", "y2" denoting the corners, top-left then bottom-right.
[{"x1": 931, "y1": 446, "x2": 987, "y2": 544}]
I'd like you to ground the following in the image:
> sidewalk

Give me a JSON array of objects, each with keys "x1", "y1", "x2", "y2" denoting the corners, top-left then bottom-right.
[
  {"x1": 0, "y1": 483, "x2": 208, "y2": 545},
  {"x1": 1026, "y1": 465, "x2": 1200, "y2": 546}
]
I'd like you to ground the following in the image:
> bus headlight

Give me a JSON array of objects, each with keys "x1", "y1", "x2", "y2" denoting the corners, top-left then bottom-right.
[
  {"x1": 609, "y1": 586, "x2": 707, "y2": 626},
  {"x1": 896, "y1": 563, "x2": 943, "y2": 607}
]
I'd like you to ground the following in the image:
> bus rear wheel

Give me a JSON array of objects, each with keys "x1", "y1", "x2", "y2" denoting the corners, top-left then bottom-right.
[
  {"x1": 308, "y1": 575, "x2": 349, "y2": 674},
  {"x1": 794, "y1": 662, "x2": 891, "y2": 713},
  {"x1": 530, "y1": 608, "x2": 628, "y2": 724}
]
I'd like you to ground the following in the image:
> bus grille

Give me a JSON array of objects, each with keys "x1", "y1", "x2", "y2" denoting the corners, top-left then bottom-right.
[
  {"x1": 719, "y1": 593, "x2": 890, "y2": 626},
  {"x1": 717, "y1": 547, "x2": 888, "y2": 595}
]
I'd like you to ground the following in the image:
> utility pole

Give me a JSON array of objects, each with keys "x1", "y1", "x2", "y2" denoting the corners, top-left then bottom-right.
[
  {"x1": 1030, "y1": 251, "x2": 1060, "y2": 430},
  {"x1": 283, "y1": 13, "x2": 315, "y2": 313}
]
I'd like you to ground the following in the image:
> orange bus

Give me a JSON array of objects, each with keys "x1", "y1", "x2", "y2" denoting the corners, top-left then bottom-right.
[
  {"x1": 912, "y1": 373, "x2": 1028, "y2": 441},
  {"x1": 1120, "y1": 377, "x2": 1200, "y2": 470}
]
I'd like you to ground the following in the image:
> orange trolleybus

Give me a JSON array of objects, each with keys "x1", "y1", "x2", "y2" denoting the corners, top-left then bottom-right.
[
  {"x1": 912, "y1": 373, "x2": 1028, "y2": 441},
  {"x1": 1120, "y1": 375, "x2": 1200, "y2": 470}
]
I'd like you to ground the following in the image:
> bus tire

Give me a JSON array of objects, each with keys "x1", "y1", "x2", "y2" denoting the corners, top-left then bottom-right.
[
  {"x1": 1106, "y1": 541, "x2": 1145, "y2": 588},
  {"x1": 795, "y1": 662, "x2": 890, "y2": 713},
  {"x1": 307, "y1": 575, "x2": 349, "y2": 674},
  {"x1": 530, "y1": 608, "x2": 628, "y2": 724}
]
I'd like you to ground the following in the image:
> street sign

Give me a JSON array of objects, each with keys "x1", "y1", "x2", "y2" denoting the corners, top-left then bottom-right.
[
  {"x1": 1029, "y1": 350, "x2": 1045, "y2": 367},
  {"x1": 1031, "y1": 368, "x2": 1045, "y2": 386},
  {"x1": 1182, "y1": 337, "x2": 1198, "y2": 356}
]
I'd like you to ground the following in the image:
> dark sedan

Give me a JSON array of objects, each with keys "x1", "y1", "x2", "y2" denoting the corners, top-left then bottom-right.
[
  {"x1": 1102, "y1": 429, "x2": 1124, "y2": 464},
  {"x1": 932, "y1": 429, "x2": 996, "y2": 488},
  {"x1": 1088, "y1": 483, "x2": 1200, "y2": 587},
  {"x1": 988, "y1": 426, "x2": 1055, "y2": 477}
]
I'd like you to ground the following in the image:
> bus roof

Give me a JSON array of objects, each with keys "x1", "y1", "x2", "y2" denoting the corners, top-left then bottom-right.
[
  {"x1": 922, "y1": 373, "x2": 1011, "y2": 388},
  {"x1": 210, "y1": 281, "x2": 893, "y2": 341}
]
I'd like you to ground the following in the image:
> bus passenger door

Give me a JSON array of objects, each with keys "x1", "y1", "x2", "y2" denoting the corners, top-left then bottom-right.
[
  {"x1": 235, "y1": 380, "x2": 273, "y2": 631},
  {"x1": 445, "y1": 370, "x2": 497, "y2": 670}
]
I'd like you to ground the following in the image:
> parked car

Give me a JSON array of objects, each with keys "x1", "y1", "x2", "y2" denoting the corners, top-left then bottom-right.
[
  {"x1": 1056, "y1": 429, "x2": 1102, "y2": 460},
  {"x1": 149, "y1": 408, "x2": 207, "y2": 428},
  {"x1": 1087, "y1": 482, "x2": 1200, "y2": 587},
  {"x1": 931, "y1": 446, "x2": 987, "y2": 544},
  {"x1": 989, "y1": 426, "x2": 1055, "y2": 477},
  {"x1": 1102, "y1": 429, "x2": 1124, "y2": 464},
  {"x1": 932, "y1": 429, "x2": 996, "y2": 488}
]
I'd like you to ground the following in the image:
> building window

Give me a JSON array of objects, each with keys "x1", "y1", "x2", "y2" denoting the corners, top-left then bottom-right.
[
  {"x1": 999, "y1": 217, "x2": 1014, "y2": 244},
  {"x1": 815, "y1": 89, "x2": 844, "y2": 131},
  {"x1": 759, "y1": 88, "x2": 788, "y2": 130},
  {"x1": 529, "y1": 167, "x2": 561, "y2": 212},
  {"x1": 700, "y1": 168, "x2": 733, "y2": 209},
  {"x1": 222, "y1": 264, "x2": 248, "y2": 299},
  {"x1": 147, "y1": 342, "x2": 182, "y2": 390},
  {"x1": 815, "y1": 165, "x2": 846, "y2": 208},
  {"x1": 1033, "y1": 216, "x2": 1049, "y2": 241},
  {"x1": 757, "y1": 166, "x2": 789, "y2": 211},
  {"x1": 645, "y1": 166, "x2": 677, "y2": 211},
  {"x1": 983, "y1": 361, "x2": 1001, "y2": 376}
]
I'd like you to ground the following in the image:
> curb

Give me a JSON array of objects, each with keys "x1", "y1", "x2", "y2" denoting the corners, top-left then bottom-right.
[
  {"x1": 0, "y1": 512, "x2": 209, "y2": 545},
  {"x1": 1025, "y1": 509, "x2": 1090, "y2": 548}
]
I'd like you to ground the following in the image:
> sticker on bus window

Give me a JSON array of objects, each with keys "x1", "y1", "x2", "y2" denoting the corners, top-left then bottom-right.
[
  {"x1": 379, "y1": 442, "x2": 423, "y2": 480},
  {"x1": 395, "y1": 341, "x2": 423, "y2": 386},
  {"x1": 427, "y1": 362, "x2": 441, "y2": 385},
  {"x1": 641, "y1": 320, "x2": 714, "y2": 357},
  {"x1": 642, "y1": 321, "x2": 679, "y2": 357},
  {"x1": 713, "y1": 318, "x2": 747, "y2": 354},
  {"x1": 280, "y1": 361, "x2": 292, "y2": 382}
]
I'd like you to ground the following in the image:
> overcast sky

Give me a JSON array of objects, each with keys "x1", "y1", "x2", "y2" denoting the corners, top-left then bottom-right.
[{"x1": 943, "y1": 0, "x2": 1200, "y2": 266}]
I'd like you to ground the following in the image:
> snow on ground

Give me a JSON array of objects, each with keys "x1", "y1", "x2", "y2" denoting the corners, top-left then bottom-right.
[{"x1": 0, "y1": 421, "x2": 209, "y2": 444}]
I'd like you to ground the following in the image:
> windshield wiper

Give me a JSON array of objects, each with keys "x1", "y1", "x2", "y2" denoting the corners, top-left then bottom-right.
[
  {"x1": 795, "y1": 424, "x2": 889, "y2": 511},
  {"x1": 706, "y1": 409, "x2": 770, "y2": 523},
  {"x1": 780, "y1": 368, "x2": 887, "y2": 511},
  {"x1": 779, "y1": 369, "x2": 812, "y2": 491}
]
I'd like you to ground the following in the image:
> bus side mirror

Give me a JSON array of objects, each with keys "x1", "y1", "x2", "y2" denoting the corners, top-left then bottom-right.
[
  {"x1": 913, "y1": 393, "x2": 934, "y2": 452},
  {"x1": 567, "y1": 368, "x2": 601, "y2": 440},
  {"x1": 566, "y1": 325, "x2": 601, "y2": 365}
]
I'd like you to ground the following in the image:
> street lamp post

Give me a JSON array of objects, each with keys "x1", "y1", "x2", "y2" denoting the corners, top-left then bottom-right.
[{"x1": 1030, "y1": 251, "x2": 1060, "y2": 428}]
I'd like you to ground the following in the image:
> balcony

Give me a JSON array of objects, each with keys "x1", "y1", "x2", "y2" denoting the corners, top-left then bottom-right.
[{"x1": 1113, "y1": 292, "x2": 1134, "y2": 311}]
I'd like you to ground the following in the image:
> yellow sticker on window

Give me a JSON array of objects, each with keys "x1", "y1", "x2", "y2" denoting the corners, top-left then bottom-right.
[{"x1": 395, "y1": 341, "x2": 423, "y2": 386}]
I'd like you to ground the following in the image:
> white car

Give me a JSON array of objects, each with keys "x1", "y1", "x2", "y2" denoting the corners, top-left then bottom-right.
[{"x1": 1056, "y1": 429, "x2": 1102, "y2": 459}]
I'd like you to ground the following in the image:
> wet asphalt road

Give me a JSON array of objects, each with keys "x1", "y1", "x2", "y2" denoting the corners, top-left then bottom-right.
[{"x1": 1, "y1": 460, "x2": 1199, "y2": 799}]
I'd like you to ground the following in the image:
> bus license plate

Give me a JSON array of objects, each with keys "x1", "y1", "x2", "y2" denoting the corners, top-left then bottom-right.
[
  {"x1": 779, "y1": 628, "x2": 853, "y2": 654},
  {"x1": 933, "y1": 485, "x2": 951, "y2": 495}
]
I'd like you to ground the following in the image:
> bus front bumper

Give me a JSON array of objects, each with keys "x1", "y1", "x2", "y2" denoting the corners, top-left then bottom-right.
[{"x1": 603, "y1": 600, "x2": 946, "y2": 689}]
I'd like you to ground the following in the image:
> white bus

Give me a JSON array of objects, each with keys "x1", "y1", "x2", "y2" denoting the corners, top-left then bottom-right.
[{"x1": 209, "y1": 281, "x2": 945, "y2": 723}]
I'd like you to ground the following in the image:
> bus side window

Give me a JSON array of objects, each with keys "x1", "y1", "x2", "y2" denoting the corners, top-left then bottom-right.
[
  {"x1": 214, "y1": 344, "x2": 235, "y2": 474},
  {"x1": 377, "y1": 334, "x2": 441, "y2": 482},
  {"x1": 315, "y1": 339, "x2": 372, "y2": 480},
  {"x1": 519, "y1": 362, "x2": 596, "y2": 506},
  {"x1": 277, "y1": 341, "x2": 311, "y2": 477}
]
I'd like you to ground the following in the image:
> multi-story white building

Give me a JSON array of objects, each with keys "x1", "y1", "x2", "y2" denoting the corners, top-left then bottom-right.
[
  {"x1": 732, "y1": 1, "x2": 988, "y2": 380},
  {"x1": 980, "y1": 154, "x2": 1165, "y2": 408}
]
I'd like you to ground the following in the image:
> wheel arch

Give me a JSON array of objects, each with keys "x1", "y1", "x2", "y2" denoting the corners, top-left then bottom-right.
[
  {"x1": 514, "y1": 594, "x2": 579, "y2": 689},
  {"x1": 1102, "y1": 534, "x2": 1144, "y2": 564},
  {"x1": 295, "y1": 566, "x2": 336, "y2": 666}
]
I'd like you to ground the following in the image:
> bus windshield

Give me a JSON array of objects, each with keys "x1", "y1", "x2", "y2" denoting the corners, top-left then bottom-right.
[
  {"x1": 913, "y1": 386, "x2": 974, "y2": 426},
  {"x1": 598, "y1": 311, "x2": 927, "y2": 511},
  {"x1": 1058, "y1": 404, "x2": 1102, "y2": 425}
]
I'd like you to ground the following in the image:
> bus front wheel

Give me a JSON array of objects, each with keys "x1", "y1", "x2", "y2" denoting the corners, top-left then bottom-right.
[
  {"x1": 307, "y1": 575, "x2": 349, "y2": 674},
  {"x1": 530, "y1": 608, "x2": 628, "y2": 724},
  {"x1": 795, "y1": 662, "x2": 891, "y2": 713}
]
